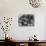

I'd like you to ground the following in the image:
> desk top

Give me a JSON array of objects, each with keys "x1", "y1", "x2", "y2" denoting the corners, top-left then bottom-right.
[
  {"x1": 6, "y1": 39, "x2": 46, "y2": 43},
  {"x1": 13, "y1": 40, "x2": 46, "y2": 43}
]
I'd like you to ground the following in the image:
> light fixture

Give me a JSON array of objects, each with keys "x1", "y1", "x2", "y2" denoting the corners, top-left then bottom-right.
[{"x1": 29, "y1": 0, "x2": 44, "y2": 8}]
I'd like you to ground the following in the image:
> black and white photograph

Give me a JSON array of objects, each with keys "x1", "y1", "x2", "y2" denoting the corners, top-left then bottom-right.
[{"x1": 18, "y1": 14, "x2": 34, "y2": 26}]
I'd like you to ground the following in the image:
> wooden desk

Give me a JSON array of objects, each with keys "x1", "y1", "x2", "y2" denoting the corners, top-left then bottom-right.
[
  {"x1": 14, "y1": 40, "x2": 46, "y2": 46},
  {"x1": 5, "y1": 39, "x2": 46, "y2": 46}
]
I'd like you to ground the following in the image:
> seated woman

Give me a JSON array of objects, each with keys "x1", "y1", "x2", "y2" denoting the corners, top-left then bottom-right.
[
  {"x1": 5, "y1": 33, "x2": 17, "y2": 43},
  {"x1": 32, "y1": 35, "x2": 39, "y2": 41}
]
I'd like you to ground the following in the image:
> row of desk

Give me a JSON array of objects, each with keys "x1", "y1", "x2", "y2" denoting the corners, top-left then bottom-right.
[{"x1": 5, "y1": 39, "x2": 46, "y2": 46}]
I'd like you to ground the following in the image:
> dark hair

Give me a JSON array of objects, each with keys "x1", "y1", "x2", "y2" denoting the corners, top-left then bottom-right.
[{"x1": 34, "y1": 35, "x2": 36, "y2": 37}]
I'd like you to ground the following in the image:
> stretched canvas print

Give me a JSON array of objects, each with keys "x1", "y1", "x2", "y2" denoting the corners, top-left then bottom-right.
[{"x1": 18, "y1": 14, "x2": 34, "y2": 26}]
